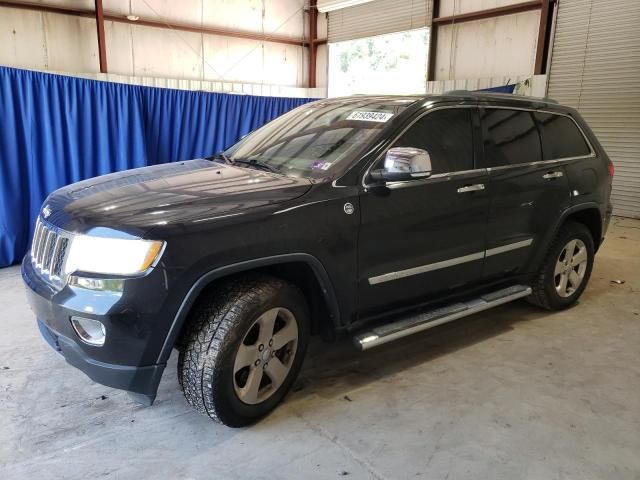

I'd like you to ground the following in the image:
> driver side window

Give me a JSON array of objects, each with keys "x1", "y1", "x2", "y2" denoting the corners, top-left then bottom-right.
[{"x1": 392, "y1": 108, "x2": 474, "y2": 174}]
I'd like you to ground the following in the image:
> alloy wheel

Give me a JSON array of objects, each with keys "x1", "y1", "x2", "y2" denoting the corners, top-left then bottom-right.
[
  {"x1": 554, "y1": 238, "x2": 588, "y2": 298},
  {"x1": 233, "y1": 307, "x2": 299, "y2": 405}
]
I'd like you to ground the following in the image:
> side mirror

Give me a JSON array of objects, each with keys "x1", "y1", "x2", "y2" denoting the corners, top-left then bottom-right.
[{"x1": 370, "y1": 147, "x2": 432, "y2": 183}]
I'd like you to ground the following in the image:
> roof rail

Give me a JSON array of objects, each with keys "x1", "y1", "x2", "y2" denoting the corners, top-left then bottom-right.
[
  {"x1": 441, "y1": 89, "x2": 559, "y2": 104},
  {"x1": 443, "y1": 89, "x2": 471, "y2": 95}
]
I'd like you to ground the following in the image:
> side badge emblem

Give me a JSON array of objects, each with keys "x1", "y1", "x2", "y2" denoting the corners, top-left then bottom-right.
[
  {"x1": 343, "y1": 202, "x2": 354, "y2": 215},
  {"x1": 42, "y1": 204, "x2": 52, "y2": 219}
]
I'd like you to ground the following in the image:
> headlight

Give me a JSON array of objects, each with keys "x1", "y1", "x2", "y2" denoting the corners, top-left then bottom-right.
[{"x1": 65, "y1": 235, "x2": 165, "y2": 276}]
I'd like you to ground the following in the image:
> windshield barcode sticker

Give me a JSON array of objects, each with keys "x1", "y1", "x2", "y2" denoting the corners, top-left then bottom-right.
[{"x1": 346, "y1": 111, "x2": 394, "y2": 123}]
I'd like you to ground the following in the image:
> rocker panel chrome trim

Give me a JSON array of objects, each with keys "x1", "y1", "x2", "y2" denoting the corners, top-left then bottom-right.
[
  {"x1": 368, "y1": 238, "x2": 533, "y2": 285},
  {"x1": 485, "y1": 238, "x2": 533, "y2": 257}
]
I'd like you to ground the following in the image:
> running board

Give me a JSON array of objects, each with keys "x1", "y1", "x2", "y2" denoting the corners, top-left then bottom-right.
[{"x1": 353, "y1": 285, "x2": 532, "y2": 351}]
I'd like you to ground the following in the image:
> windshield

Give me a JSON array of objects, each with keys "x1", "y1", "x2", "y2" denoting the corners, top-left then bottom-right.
[{"x1": 223, "y1": 98, "x2": 414, "y2": 179}]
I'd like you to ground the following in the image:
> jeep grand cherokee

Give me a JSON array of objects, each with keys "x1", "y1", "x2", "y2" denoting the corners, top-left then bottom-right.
[{"x1": 23, "y1": 92, "x2": 613, "y2": 426}]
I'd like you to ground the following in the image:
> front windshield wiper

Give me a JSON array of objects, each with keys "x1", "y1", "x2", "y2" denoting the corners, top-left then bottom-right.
[
  {"x1": 207, "y1": 152, "x2": 233, "y2": 164},
  {"x1": 232, "y1": 158, "x2": 281, "y2": 174},
  {"x1": 208, "y1": 152, "x2": 281, "y2": 174}
]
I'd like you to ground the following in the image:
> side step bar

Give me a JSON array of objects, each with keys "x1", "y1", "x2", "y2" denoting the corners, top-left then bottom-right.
[{"x1": 353, "y1": 285, "x2": 532, "y2": 351}]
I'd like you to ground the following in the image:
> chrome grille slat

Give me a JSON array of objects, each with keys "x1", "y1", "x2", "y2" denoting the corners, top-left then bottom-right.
[
  {"x1": 41, "y1": 230, "x2": 55, "y2": 271},
  {"x1": 30, "y1": 217, "x2": 73, "y2": 288},
  {"x1": 37, "y1": 225, "x2": 49, "y2": 267},
  {"x1": 48, "y1": 236, "x2": 63, "y2": 274},
  {"x1": 32, "y1": 220, "x2": 45, "y2": 266},
  {"x1": 43, "y1": 231, "x2": 54, "y2": 271},
  {"x1": 36, "y1": 229, "x2": 47, "y2": 266},
  {"x1": 51, "y1": 237, "x2": 69, "y2": 276}
]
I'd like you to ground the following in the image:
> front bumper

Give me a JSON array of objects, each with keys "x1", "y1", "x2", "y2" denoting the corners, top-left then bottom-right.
[
  {"x1": 22, "y1": 256, "x2": 168, "y2": 404},
  {"x1": 36, "y1": 318, "x2": 163, "y2": 404}
]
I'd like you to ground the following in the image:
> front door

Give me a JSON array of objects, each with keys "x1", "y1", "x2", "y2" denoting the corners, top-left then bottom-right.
[{"x1": 357, "y1": 107, "x2": 490, "y2": 316}]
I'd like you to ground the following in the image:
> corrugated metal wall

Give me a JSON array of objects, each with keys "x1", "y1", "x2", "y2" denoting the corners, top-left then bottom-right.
[
  {"x1": 328, "y1": 0, "x2": 432, "y2": 42},
  {"x1": 547, "y1": 0, "x2": 640, "y2": 218}
]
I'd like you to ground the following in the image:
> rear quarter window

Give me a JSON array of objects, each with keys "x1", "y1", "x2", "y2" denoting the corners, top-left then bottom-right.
[{"x1": 533, "y1": 112, "x2": 591, "y2": 160}]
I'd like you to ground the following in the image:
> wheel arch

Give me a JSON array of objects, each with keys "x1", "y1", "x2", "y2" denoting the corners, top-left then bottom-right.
[
  {"x1": 157, "y1": 253, "x2": 341, "y2": 363},
  {"x1": 564, "y1": 207, "x2": 603, "y2": 252},
  {"x1": 529, "y1": 203, "x2": 603, "y2": 275}
]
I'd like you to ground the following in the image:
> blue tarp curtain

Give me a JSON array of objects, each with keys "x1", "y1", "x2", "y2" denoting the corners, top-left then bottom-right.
[
  {"x1": 0, "y1": 66, "x2": 316, "y2": 267},
  {"x1": 478, "y1": 84, "x2": 516, "y2": 94}
]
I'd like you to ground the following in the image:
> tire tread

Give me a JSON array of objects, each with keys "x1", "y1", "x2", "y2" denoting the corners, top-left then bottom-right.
[
  {"x1": 177, "y1": 275, "x2": 302, "y2": 425},
  {"x1": 528, "y1": 221, "x2": 594, "y2": 311}
]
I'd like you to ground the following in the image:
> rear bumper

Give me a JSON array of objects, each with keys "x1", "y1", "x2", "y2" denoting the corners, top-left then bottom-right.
[{"x1": 22, "y1": 256, "x2": 166, "y2": 403}]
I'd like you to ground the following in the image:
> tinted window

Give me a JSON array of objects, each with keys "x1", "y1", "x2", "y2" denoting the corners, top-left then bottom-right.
[
  {"x1": 481, "y1": 108, "x2": 542, "y2": 167},
  {"x1": 534, "y1": 112, "x2": 591, "y2": 160},
  {"x1": 392, "y1": 109, "x2": 474, "y2": 173}
]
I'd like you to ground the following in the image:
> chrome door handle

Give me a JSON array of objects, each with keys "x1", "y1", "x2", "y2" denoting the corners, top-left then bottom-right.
[
  {"x1": 542, "y1": 171, "x2": 564, "y2": 179},
  {"x1": 457, "y1": 184, "x2": 485, "y2": 193}
]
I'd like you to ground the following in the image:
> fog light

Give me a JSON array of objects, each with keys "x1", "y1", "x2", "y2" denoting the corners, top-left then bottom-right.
[
  {"x1": 70, "y1": 316, "x2": 106, "y2": 346},
  {"x1": 69, "y1": 276, "x2": 124, "y2": 292}
]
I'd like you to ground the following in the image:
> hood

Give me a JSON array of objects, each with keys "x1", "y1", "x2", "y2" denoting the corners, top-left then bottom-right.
[{"x1": 42, "y1": 159, "x2": 312, "y2": 236}]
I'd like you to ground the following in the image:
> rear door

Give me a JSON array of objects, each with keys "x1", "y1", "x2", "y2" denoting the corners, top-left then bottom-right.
[
  {"x1": 357, "y1": 106, "x2": 490, "y2": 316},
  {"x1": 479, "y1": 107, "x2": 571, "y2": 280}
]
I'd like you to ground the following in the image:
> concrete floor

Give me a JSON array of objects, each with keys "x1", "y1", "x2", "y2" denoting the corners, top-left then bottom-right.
[{"x1": 1, "y1": 218, "x2": 639, "y2": 480}]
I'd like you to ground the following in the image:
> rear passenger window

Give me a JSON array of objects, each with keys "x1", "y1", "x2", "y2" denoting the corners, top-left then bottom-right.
[
  {"x1": 534, "y1": 112, "x2": 591, "y2": 160},
  {"x1": 481, "y1": 108, "x2": 542, "y2": 167},
  {"x1": 392, "y1": 109, "x2": 474, "y2": 173}
]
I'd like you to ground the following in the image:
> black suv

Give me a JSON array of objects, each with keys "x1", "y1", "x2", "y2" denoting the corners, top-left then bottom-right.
[{"x1": 22, "y1": 92, "x2": 613, "y2": 426}]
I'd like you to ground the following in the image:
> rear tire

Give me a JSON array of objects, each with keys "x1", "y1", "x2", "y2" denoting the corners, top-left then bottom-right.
[
  {"x1": 528, "y1": 221, "x2": 595, "y2": 311},
  {"x1": 178, "y1": 275, "x2": 309, "y2": 427}
]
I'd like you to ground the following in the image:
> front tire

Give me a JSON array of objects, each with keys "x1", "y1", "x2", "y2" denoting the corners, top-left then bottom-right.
[
  {"x1": 178, "y1": 275, "x2": 309, "y2": 427},
  {"x1": 528, "y1": 221, "x2": 595, "y2": 310}
]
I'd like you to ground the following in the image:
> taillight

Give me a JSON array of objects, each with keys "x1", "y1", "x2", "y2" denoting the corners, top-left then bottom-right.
[{"x1": 607, "y1": 160, "x2": 615, "y2": 179}]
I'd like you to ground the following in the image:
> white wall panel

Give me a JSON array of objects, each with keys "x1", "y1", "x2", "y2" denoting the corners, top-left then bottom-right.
[
  {"x1": 120, "y1": 0, "x2": 205, "y2": 26},
  {"x1": 0, "y1": 1, "x2": 308, "y2": 90},
  {"x1": 0, "y1": 9, "x2": 48, "y2": 70},
  {"x1": 262, "y1": 43, "x2": 305, "y2": 86},
  {"x1": 0, "y1": 9, "x2": 99, "y2": 72},
  {"x1": 316, "y1": 43, "x2": 328, "y2": 88},
  {"x1": 434, "y1": 10, "x2": 539, "y2": 80},
  {"x1": 29, "y1": 0, "x2": 94, "y2": 9},
  {"x1": 202, "y1": 0, "x2": 265, "y2": 33},
  {"x1": 102, "y1": 0, "x2": 305, "y2": 39},
  {"x1": 43, "y1": 14, "x2": 98, "y2": 73},
  {"x1": 439, "y1": 0, "x2": 528, "y2": 16},
  {"x1": 263, "y1": 0, "x2": 305, "y2": 39},
  {"x1": 104, "y1": 21, "x2": 134, "y2": 75},
  {"x1": 129, "y1": 23, "x2": 204, "y2": 79}
]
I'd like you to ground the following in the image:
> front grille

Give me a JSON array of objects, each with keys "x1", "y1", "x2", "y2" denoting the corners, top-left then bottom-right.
[{"x1": 31, "y1": 218, "x2": 72, "y2": 287}]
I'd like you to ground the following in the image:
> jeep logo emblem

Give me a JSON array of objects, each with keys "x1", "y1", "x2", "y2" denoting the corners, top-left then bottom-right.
[
  {"x1": 343, "y1": 203, "x2": 354, "y2": 215},
  {"x1": 42, "y1": 205, "x2": 52, "y2": 219}
]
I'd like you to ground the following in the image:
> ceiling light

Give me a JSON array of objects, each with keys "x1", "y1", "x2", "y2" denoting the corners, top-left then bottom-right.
[{"x1": 126, "y1": 15, "x2": 140, "y2": 21}]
